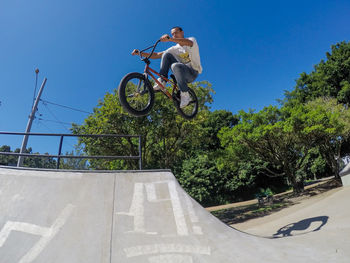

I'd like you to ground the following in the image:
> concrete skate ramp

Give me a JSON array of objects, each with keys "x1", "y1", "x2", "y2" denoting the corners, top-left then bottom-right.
[{"x1": 0, "y1": 167, "x2": 349, "y2": 263}]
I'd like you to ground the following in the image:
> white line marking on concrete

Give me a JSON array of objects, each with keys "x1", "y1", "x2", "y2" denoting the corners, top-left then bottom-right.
[
  {"x1": 145, "y1": 180, "x2": 174, "y2": 202},
  {"x1": 192, "y1": 226, "x2": 203, "y2": 235},
  {"x1": 117, "y1": 180, "x2": 191, "y2": 236},
  {"x1": 117, "y1": 183, "x2": 157, "y2": 235},
  {"x1": 0, "y1": 223, "x2": 47, "y2": 247},
  {"x1": 184, "y1": 196, "x2": 198, "y2": 223},
  {"x1": 168, "y1": 181, "x2": 189, "y2": 236},
  {"x1": 148, "y1": 254, "x2": 193, "y2": 263},
  {"x1": 145, "y1": 183, "x2": 157, "y2": 202},
  {"x1": 124, "y1": 244, "x2": 211, "y2": 258},
  {"x1": 116, "y1": 183, "x2": 145, "y2": 233},
  {"x1": 0, "y1": 204, "x2": 75, "y2": 263},
  {"x1": 146, "y1": 181, "x2": 190, "y2": 236},
  {"x1": 184, "y1": 195, "x2": 203, "y2": 235}
]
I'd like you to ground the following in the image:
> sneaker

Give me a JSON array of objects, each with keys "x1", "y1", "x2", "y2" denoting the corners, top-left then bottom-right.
[
  {"x1": 180, "y1": 91, "x2": 191, "y2": 108},
  {"x1": 153, "y1": 77, "x2": 166, "y2": 91}
]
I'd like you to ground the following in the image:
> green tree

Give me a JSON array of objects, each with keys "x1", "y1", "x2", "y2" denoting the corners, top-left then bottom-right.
[
  {"x1": 219, "y1": 106, "x2": 308, "y2": 193},
  {"x1": 199, "y1": 110, "x2": 238, "y2": 151},
  {"x1": 282, "y1": 41, "x2": 350, "y2": 179},
  {"x1": 20, "y1": 148, "x2": 57, "y2": 169},
  {"x1": 0, "y1": 145, "x2": 17, "y2": 166},
  {"x1": 177, "y1": 154, "x2": 223, "y2": 206},
  {"x1": 72, "y1": 81, "x2": 214, "y2": 170},
  {"x1": 300, "y1": 97, "x2": 350, "y2": 178},
  {"x1": 301, "y1": 146, "x2": 327, "y2": 180},
  {"x1": 285, "y1": 41, "x2": 350, "y2": 105},
  {"x1": 0, "y1": 145, "x2": 57, "y2": 168},
  {"x1": 219, "y1": 97, "x2": 350, "y2": 193},
  {"x1": 59, "y1": 145, "x2": 89, "y2": 170}
]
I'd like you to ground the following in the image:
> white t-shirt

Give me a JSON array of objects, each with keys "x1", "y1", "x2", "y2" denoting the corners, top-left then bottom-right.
[{"x1": 166, "y1": 37, "x2": 203, "y2": 74}]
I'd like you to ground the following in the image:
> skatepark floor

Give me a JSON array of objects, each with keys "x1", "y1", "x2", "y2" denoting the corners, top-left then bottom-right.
[
  {"x1": 209, "y1": 178, "x2": 342, "y2": 228},
  {"x1": 210, "y1": 178, "x2": 349, "y2": 240}
]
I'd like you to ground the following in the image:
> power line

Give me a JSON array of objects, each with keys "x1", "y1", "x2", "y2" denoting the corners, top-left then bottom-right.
[
  {"x1": 35, "y1": 119, "x2": 77, "y2": 151},
  {"x1": 41, "y1": 101, "x2": 72, "y2": 132},
  {"x1": 36, "y1": 118, "x2": 56, "y2": 134},
  {"x1": 37, "y1": 118, "x2": 72, "y2": 126},
  {"x1": 40, "y1": 99, "x2": 92, "y2": 114}
]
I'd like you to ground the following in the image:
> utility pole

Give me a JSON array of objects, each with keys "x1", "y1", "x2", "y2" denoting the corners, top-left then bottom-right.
[{"x1": 17, "y1": 75, "x2": 47, "y2": 167}]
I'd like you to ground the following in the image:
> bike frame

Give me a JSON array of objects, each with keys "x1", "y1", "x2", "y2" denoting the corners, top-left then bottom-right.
[
  {"x1": 144, "y1": 64, "x2": 175, "y2": 99},
  {"x1": 138, "y1": 40, "x2": 179, "y2": 100}
]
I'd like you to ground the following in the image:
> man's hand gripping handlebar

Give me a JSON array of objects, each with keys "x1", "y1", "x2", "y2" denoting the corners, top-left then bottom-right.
[{"x1": 131, "y1": 36, "x2": 170, "y2": 59}]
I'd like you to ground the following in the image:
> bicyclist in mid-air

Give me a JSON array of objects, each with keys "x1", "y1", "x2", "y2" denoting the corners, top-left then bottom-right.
[{"x1": 131, "y1": 26, "x2": 202, "y2": 108}]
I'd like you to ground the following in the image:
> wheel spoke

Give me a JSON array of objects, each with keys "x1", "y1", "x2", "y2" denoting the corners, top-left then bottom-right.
[
  {"x1": 124, "y1": 77, "x2": 151, "y2": 111},
  {"x1": 136, "y1": 79, "x2": 142, "y2": 91},
  {"x1": 118, "y1": 72, "x2": 154, "y2": 116}
]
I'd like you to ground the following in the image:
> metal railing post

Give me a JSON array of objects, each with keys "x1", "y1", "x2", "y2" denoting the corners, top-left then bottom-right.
[
  {"x1": 138, "y1": 135, "x2": 142, "y2": 170},
  {"x1": 56, "y1": 135, "x2": 64, "y2": 169}
]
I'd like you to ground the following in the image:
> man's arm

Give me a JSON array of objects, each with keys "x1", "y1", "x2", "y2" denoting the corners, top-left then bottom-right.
[
  {"x1": 160, "y1": 34, "x2": 193, "y2": 47},
  {"x1": 170, "y1": 38, "x2": 193, "y2": 47},
  {"x1": 131, "y1": 49, "x2": 163, "y2": 59}
]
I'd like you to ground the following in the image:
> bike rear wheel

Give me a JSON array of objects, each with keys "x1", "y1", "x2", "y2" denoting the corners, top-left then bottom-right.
[
  {"x1": 118, "y1": 72, "x2": 154, "y2": 116},
  {"x1": 173, "y1": 87, "x2": 199, "y2": 120}
]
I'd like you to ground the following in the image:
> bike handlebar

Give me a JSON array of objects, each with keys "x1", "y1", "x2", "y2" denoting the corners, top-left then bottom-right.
[
  {"x1": 137, "y1": 36, "x2": 170, "y2": 61},
  {"x1": 137, "y1": 39, "x2": 161, "y2": 60}
]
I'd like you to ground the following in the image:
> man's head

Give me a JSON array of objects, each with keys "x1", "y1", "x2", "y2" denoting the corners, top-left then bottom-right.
[{"x1": 171, "y1": 26, "x2": 184, "y2": 39}]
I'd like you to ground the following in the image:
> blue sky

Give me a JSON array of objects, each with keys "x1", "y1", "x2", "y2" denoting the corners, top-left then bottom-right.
[{"x1": 1, "y1": 0, "x2": 350, "y2": 154}]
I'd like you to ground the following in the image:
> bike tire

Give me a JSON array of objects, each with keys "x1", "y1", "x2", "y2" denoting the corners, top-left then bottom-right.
[
  {"x1": 118, "y1": 72, "x2": 154, "y2": 117},
  {"x1": 173, "y1": 87, "x2": 199, "y2": 120}
]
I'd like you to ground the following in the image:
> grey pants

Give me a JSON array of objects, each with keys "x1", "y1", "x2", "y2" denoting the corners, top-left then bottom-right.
[{"x1": 159, "y1": 52, "x2": 198, "y2": 92}]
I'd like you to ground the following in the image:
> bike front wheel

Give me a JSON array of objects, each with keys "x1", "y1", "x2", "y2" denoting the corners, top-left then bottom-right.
[
  {"x1": 118, "y1": 72, "x2": 154, "y2": 116},
  {"x1": 173, "y1": 87, "x2": 199, "y2": 120}
]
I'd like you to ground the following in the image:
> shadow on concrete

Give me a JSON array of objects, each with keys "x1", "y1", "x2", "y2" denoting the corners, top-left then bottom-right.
[{"x1": 272, "y1": 216, "x2": 329, "y2": 238}]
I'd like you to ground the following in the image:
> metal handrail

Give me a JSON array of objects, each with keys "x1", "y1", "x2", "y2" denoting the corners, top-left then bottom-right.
[{"x1": 0, "y1": 132, "x2": 142, "y2": 170}]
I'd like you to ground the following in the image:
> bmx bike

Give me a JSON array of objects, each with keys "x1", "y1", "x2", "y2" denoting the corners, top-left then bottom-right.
[{"x1": 118, "y1": 40, "x2": 199, "y2": 120}]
